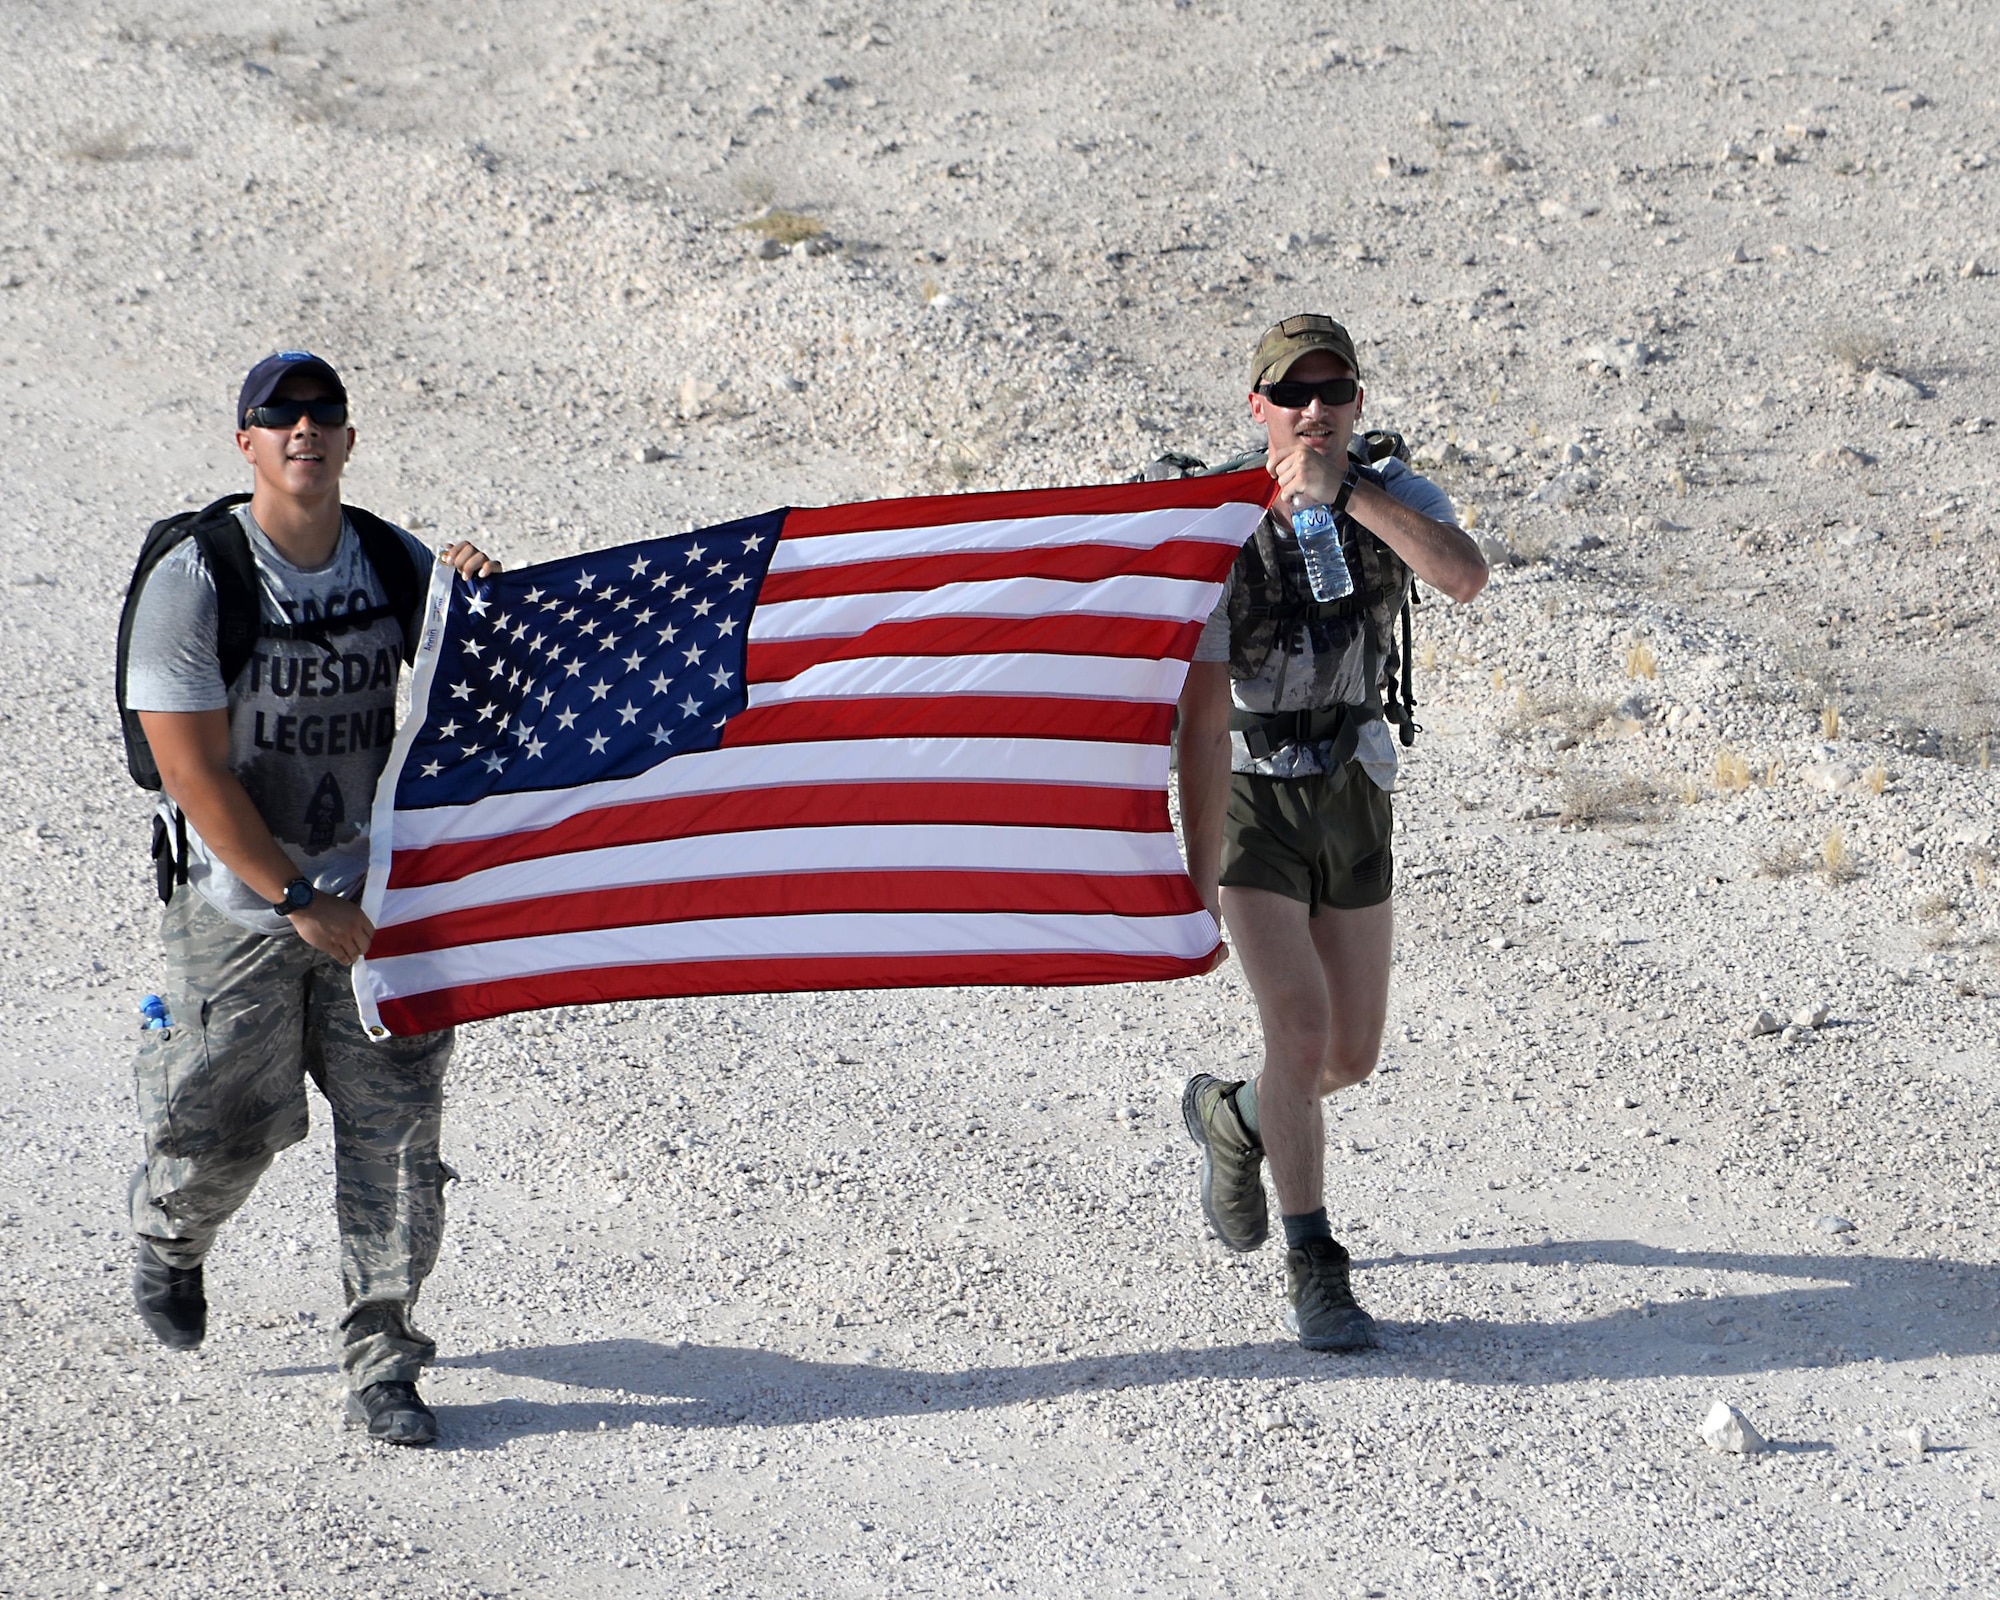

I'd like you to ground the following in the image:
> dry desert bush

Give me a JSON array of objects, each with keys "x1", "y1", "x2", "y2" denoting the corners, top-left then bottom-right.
[
  {"x1": 1755, "y1": 840, "x2": 1812, "y2": 879},
  {"x1": 1557, "y1": 770, "x2": 1666, "y2": 827},
  {"x1": 1501, "y1": 688, "x2": 1617, "y2": 747}
]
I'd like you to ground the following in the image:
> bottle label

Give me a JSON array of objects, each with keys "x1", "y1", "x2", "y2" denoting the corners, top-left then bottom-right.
[{"x1": 1291, "y1": 506, "x2": 1354, "y2": 602}]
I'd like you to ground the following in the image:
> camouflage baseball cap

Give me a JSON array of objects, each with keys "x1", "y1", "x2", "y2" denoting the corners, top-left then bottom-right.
[{"x1": 1249, "y1": 314, "x2": 1361, "y2": 388}]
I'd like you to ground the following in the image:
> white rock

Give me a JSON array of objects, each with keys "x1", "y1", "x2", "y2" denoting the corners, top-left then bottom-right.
[
  {"x1": 1473, "y1": 529, "x2": 1514, "y2": 568},
  {"x1": 1792, "y1": 1004, "x2": 1829, "y2": 1029},
  {"x1": 678, "y1": 375, "x2": 720, "y2": 419},
  {"x1": 1700, "y1": 1401, "x2": 1766, "y2": 1455},
  {"x1": 1749, "y1": 1010, "x2": 1783, "y2": 1037},
  {"x1": 1582, "y1": 339, "x2": 1653, "y2": 377},
  {"x1": 1864, "y1": 369, "x2": 1925, "y2": 402},
  {"x1": 1905, "y1": 1424, "x2": 1930, "y2": 1455},
  {"x1": 1809, "y1": 444, "x2": 1875, "y2": 471},
  {"x1": 1799, "y1": 761, "x2": 1857, "y2": 795},
  {"x1": 1532, "y1": 471, "x2": 1599, "y2": 508},
  {"x1": 750, "y1": 235, "x2": 786, "y2": 260},
  {"x1": 1816, "y1": 1214, "x2": 1855, "y2": 1234}
]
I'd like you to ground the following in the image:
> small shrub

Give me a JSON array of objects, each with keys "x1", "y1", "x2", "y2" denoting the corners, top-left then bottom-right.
[
  {"x1": 1863, "y1": 762, "x2": 1887, "y2": 795},
  {"x1": 1558, "y1": 772, "x2": 1663, "y2": 827},
  {"x1": 1713, "y1": 747, "x2": 1751, "y2": 792},
  {"x1": 1625, "y1": 638, "x2": 1658, "y2": 679},
  {"x1": 1826, "y1": 325, "x2": 1891, "y2": 374},
  {"x1": 1755, "y1": 841, "x2": 1811, "y2": 879},
  {"x1": 738, "y1": 208, "x2": 824, "y2": 246},
  {"x1": 1819, "y1": 828, "x2": 1856, "y2": 883},
  {"x1": 67, "y1": 122, "x2": 145, "y2": 162},
  {"x1": 1821, "y1": 701, "x2": 1841, "y2": 740}
]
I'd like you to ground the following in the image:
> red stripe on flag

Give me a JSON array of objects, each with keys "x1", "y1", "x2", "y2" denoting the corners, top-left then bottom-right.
[
  {"x1": 760, "y1": 538, "x2": 1232, "y2": 604},
  {"x1": 377, "y1": 947, "x2": 1218, "y2": 1033},
  {"x1": 746, "y1": 615, "x2": 1199, "y2": 683},
  {"x1": 721, "y1": 697, "x2": 1174, "y2": 748},
  {"x1": 386, "y1": 780, "x2": 1168, "y2": 890},
  {"x1": 782, "y1": 467, "x2": 1276, "y2": 538},
  {"x1": 370, "y1": 869, "x2": 1203, "y2": 960}
]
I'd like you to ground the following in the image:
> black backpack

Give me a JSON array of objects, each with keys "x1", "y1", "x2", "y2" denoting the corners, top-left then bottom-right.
[
  {"x1": 116, "y1": 495, "x2": 424, "y2": 898},
  {"x1": 1141, "y1": 429, "x2": 1426, "y2": 747}
]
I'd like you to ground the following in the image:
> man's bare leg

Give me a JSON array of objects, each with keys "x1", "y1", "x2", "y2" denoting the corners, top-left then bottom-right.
[{"x1": 1219, "y1": 887, "x2": 1394, "y2": 1214}]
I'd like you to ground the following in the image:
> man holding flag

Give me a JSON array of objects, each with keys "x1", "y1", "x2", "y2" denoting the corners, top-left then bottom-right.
[
  {"x1": 1176, "y1": 315, "x2": 1488, "y2": 1351},
  {"x1": 122, "y1": 351, "x2": 497, "y2": 1446}
]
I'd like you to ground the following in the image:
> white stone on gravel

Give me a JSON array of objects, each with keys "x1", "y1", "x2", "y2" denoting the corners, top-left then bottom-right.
[
  {"x1": 1700, "y1": 1401, "x2": 1767, "y2": 1455},
  {"x1": 1816, "y1": 1215, "x2": 1856, "y2": 1234},
  {"x1": 1792, "y1": 1003, "x2": 1829, "y2": 1029},
  {"x1": 1748, "y1": 1009, "x2": 1784, "y2": 1037},
  {"x1": 1905, "y1": 1424, "x2": 1930, "y2": 1455}
]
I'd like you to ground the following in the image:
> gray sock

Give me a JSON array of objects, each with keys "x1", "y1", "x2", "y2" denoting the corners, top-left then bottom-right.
[{"x1": 1233, "y1": 1076, "x2": 1260, "y2": 1139}]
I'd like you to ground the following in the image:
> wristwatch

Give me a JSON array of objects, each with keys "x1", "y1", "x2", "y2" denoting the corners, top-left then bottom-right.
[
  {"x1": 1329, "y1": 463, "x2": 1360, "y2": 517},
  {"x1": 272, "y1": 877, "x2": 316, "y2": 917}
]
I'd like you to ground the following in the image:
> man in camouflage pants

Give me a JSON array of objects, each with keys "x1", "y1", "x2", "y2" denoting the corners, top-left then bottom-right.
[
  {"x1": 124, "y1": 351, "x2": 496, "y2": 1445},
  {"x1": 1176, "y1": 316, "x2": 1488, "y2": 1350}
]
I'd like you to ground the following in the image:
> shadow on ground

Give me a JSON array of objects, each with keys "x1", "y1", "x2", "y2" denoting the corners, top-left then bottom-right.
[{"x1": 406, "y1": 1240, "x2": 1996, "y2": 1445}]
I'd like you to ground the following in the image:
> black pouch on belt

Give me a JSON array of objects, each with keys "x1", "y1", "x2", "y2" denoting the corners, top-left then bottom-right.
[
  {"x1": 1229, "y1": 704, "x2": 1361, "y2": 772},
  {"x1": 151, "y1": 809, "x2": 189, "y2": 906}
]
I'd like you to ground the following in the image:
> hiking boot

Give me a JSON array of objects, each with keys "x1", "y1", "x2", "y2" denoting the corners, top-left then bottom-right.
[
  {"x1": 133, "y1": 1242, "x2": 206, "y2": 1350},
  {"x1": 345, "y1": 1381, "x2": 437, "y2": 1447},
  {"x1": 1181, "y1": 1073, "x2": 1267, "y2": 1253},
  {"x1": 1283, "y1": 1237, "x2": 1378, "y2": 1352}
]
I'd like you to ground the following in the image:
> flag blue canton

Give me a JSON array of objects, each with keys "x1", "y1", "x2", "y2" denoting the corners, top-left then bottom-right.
[{"x1": 396, "y1": 511, "x2": 784, "y2": 808}]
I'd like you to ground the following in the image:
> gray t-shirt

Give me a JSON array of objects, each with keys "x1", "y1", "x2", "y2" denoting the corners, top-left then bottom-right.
[
  {"x1": 125, "y1": 505, "x2": 432, "y2": 933},
  {"x1": 1193, "y1": 459, "x2": 1456, "y2": 787}
]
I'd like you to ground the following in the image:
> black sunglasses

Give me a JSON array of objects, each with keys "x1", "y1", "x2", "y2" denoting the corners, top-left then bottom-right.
[
  {"x1": 243, "y1": 399, "x2": 348, "y2": 430},
  {"x1": 1256, "y1": 377, "x2": 1359, "y2": 409}
]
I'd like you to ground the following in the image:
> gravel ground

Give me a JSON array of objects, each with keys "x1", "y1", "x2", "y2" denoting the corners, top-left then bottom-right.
[{"x1": 2, "y1": 2, "x2": 1997, "y2": 1596}]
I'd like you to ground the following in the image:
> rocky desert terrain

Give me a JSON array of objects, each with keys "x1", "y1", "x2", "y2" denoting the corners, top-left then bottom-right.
[{"x1": 1, "y1": 1, "x2": 1997, "y2": 1596}]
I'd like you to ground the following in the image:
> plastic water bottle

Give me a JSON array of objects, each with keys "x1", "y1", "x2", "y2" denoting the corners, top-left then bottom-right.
[
  {"x1": 139, "y1": 994, "x2": 171, "y2": 1031},
  {"x1": 1291, "y1": 503, "x2": 1354, "y2": 602}
]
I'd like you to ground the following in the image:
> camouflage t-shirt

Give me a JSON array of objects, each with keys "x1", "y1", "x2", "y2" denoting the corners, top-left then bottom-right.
[
  {"x1": 124, "y1": 505, "x2": 432, "y2": 933},
  {"x1": 1193, "y1": 459, "x2": 1455, "y2": 785}
]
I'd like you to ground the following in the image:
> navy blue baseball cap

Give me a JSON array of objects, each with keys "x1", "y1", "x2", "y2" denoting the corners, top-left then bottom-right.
[{"x1": 237, "y1": 350, "x2": 347, "y2": 428}]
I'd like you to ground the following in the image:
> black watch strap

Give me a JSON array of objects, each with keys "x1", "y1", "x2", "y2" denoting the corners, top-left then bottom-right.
[
  {"x1": 273, "y1": 876, "x2": 315, "y2": 916},
  {"x1": 1329, "y1": 464, "x2": 1360, "y2": 517}
]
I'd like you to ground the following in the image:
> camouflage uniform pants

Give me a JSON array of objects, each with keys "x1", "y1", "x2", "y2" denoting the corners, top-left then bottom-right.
[{"x1": 128, "y1": 888, "x2": 455, "y2": 1389}]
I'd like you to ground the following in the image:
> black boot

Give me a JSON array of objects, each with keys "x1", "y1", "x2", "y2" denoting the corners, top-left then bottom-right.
[
  {"x1": 133, "y1": 1242, "x2": 206, "y2": 1350},
  {"x1": 345, "y1": 1381, "x2": 438, "y2": 1447}
]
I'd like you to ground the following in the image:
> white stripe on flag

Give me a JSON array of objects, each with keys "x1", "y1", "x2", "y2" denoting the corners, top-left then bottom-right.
[
  {"x1": 750, "y1": 574, "x2": 1222, "y2": 640},
  {"x1": 365, "y1": 910, "x2": 1222, "y2": 994},
  {"x1": 742, "y1": 652, "x2": 1186, "y2": 708},
  {"x1": 378, "y1": 825, "x2": 1190, "y2": 927},
  {"x1": 380, "y1": 736, "x2": 1169, "y2": 851},
  {"x1": 767, "y1": 504, "x2": 1253, "y2": 571}
]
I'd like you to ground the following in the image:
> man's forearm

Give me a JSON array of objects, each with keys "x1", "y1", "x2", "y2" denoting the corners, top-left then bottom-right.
[
  {"x1": 1174, "y1": 662, "x2": 1234, "y2": 916},
  {"x1": 161, "y1": 764, "x2": 310, "y2": 904},
  {"x1": 139, "y1": 709, "x2": 307, "y2": 904},
  {"x1": 1347, "y1": 479, "x2": 1488, "y2": 603}
]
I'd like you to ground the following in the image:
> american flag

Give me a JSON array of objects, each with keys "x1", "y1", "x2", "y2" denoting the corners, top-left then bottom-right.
[{"x1": 352, "y1": 471, "x2": 1273, "y2": 1036}]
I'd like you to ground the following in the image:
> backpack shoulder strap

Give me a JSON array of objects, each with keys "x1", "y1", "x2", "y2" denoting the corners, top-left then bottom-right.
[
  {"x1": 344, "y1": 506, "x2": 424, "y2": 665},
  {"x1": 116, "y1": 494, "x2": 254, "y2": 788},
  {"x1": 187, "y1": 504, "x2": 263, "y2": 691}
]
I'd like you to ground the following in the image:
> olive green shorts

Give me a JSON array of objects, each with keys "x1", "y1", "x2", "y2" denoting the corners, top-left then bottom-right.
[{"x1": 1219, "y1": 765, "x2": 1394, "y2": 912}]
